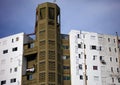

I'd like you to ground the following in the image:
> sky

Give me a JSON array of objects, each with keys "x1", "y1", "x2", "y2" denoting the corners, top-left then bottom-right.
[{"x1": 0, "y1": 0, "x2": 120, "y2": 38}]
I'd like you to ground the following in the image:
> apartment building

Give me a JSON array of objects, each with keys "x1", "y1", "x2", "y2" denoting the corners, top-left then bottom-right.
[
  {"x1": 0, "y1": 33, "x2": 31, "y2": 85},
  {"x1": 69, "y1": 30, "x2": 120, "y2": 85},
  {"x1": 22, "y1": 2, "x2": 63, "y2": 85}
]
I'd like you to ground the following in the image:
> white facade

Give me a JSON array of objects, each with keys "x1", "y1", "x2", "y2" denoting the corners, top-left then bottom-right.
[
  {"x1": 0, "y1": 33, "x2": 30, "y2": 85},
  {"x1": 69, "y1": 30, "x2": 120, "y2": 85}
]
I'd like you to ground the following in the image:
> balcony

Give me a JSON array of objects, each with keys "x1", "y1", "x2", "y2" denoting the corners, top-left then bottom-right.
[{"x1": 24, "y1": 47, "x2": 37, "y2": 56}]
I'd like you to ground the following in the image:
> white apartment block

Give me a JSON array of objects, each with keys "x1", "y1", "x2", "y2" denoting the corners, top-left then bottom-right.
[
  {"x1": 0, "y1": 33, "x2": 31, "y2": 85},
  {"x1": 69, "y1": 30, "x2": 120, "y2": 85}
]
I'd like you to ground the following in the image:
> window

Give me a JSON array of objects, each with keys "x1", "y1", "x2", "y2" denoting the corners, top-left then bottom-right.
[
  {"x1": 63, "y1": 66, "x2": 70, "y2": 69},
  {"x1": 91, "y1": 45, "x2": 96, "y2": 50},
  {"x1": 40, "y1": 7, "x2": 46, "y2": 19},
  {"x1": 100, "y1": 56, "x2": 102, "y2": 60},
  {"x1": 99, "y1": 46, "x2": 102, "y2": 51},
  {"x1": 93, "y1": 55, "x2": 97, "y2": 60},
  {"x1": 116, "y1": 58, "x2": 118, "y2": 62},
  {"x1": 114, "y1": 39, "x2": 115, "y2": 43},
  {"x1": 78, "y1": 54, "x2": 81, "y2": 58},
  {"x1": 78, "y1": 44, "x2": 81, "y2": 48},
  {"x1": 80, "y1": 75, "x2": 83, "y2": 80},
  {"x1": 118, "y1": 78, "x2": 120, "y2": 83},
  {"x1": 112, "y1": 77, "x2": 114, "y2": 83},
  {"x1": 85, "y1": 54, "x2": 86, "y2": 59},
  {"x1": 62, "y1": 45, "x2": 69, "y2": 49},
  {"x1": 86, "y1": 76, "x2": 88, "y2": 80},
  {"x1": 12, "y1": 39, "x2": 14, "y2": 43},
  {"x1": 12, "y1": 47, "x2": 18, "y2": 52},
  {"x1": 84, "y1": 44, "x2": 86, "y2": 49},
  {"x1": 1, "y1": 80, "x2": 6, "y2": 85},
  {"x1": 16, "y1": 37, "x2": 19, "y2": 41},
  {"x1": 28, "y1": 43, "x2": 34, "y2": 48},
  {"x1": 49, "y1": 7, "x2": 55, "y2": 19},
  {"x1": 111, "y1": 67, "x2": 113, "y2": 72},
  {"x1": 117, "y1": 68, "x2": 119, "y2": 73},
  {"x1": 109, "y1": 47, "x2": 111, "y2": 52},
  {"x1": 10, "y1": 68, "x2": 12, "y2": 73},
  {"x1": 79, "y1": 64, "x2": 82, "y2": 70},
  {"x1": 93, "y1": 66, "x2": 98, "y2": 70},
  {"x1": 61, "y1": 34, "x2": 69, "y2": 40},
  {"x1": 3, "y1": 50, "x2": 8, "y2": 54},
  {"x1": 62, "y1": 56, "x2": 69, "y2": 60},
  {"x1": 77, "y1": 34, "x2": 80, "y2": 38},
  {"x1": 10, "y1": 78, "x2": 16, "y2": 83},
  {"x1": 85, "y1": 65, "x2": 87, "y2": 69},
  {"x1": 108, "y1": 38, "x2": 110, "y2": 42},
  {"x1": 115, "y1": 48, "x2": 117, "y2": 52},
  {"x1": 63, "y1": 76, "x2": 70, "y2": 80},
  {"x1": 14, "y1": 67, "x2": 17, "y2": 72},
  {"x1": 27, "y1": 75, "x2": 33, "y2": 80},
  {"x1": 110, "y1": 57, "x2": 112, "y2": 62}
]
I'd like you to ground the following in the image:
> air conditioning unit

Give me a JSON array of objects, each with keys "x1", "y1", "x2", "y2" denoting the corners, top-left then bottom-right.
[{"x1": 100, "y1": 60, "x2": 106, "y2": 64}]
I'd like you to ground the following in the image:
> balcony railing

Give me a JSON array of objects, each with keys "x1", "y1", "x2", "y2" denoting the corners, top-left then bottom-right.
[{"x1": 24, "y1": 47, "x2": 37, "y2": 56}]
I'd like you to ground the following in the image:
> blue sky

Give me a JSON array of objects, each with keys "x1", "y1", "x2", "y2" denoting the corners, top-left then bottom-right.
[{"x1": 0, "y1": 0, "x2": 120, "y2": 38}]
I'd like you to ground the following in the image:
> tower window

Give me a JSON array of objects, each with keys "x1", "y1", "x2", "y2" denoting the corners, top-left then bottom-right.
[
  {"x1": 49, "y1": 7, "x2": 55, "y2": 19},
  {"x1": 40, "y1": 7, "x2": 46, "y2": 19}
]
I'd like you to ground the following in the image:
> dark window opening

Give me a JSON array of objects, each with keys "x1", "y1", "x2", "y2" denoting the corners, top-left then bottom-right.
[
  {"x1": 3, "y1": 50, "x2": 8, "y2": 54},
  {"x1": 12, "y1": 47, "x2": 18, "y2": 51},
  {"x1": 111, "y1": 67, "x2": 113, "y2": 72},
  {"x1": 100, "y1": 56, "x2": 102, "y2": 60},
  {"x1": 108, "y1": 38, "x2": 110, "y2": 42},
  {"x1": 112, "y1": 78, "x2": 114, "y2": 82},
  {"x1": 91, "y1": 45, "x2": 96, "y2": 50},
  {"x1": 79, "y1": 64, "x2": 82, "y2": 70},
  {"x1": 117, "y1": 68, "x2": 119, "y2": 73},
  {"x1": 109, "y1": 47, "x2": 111, "y2": 52},
  {"x1": 116, "y1": 58, "x2": 118, "y2": 62},
  {"x1": 99, "y1": 46, "x2": 102, "y2": 51},
  {"x1": 49, "y1": 8, "x2": 55, "y2": 19},
  {"x1": 63, "y1": 76, "x2": 70, "y2": 80},
  {"x1": 78, "y1": 54, "x2": 81, "y2": 58},
  {"x1": 77, "y1": 34, "x2": 80, "y2": 38},
  {"x1": 1, "y1": 80, "x2": 6, "y2": 85},
  {"x1": 93, "y1": 66, "x2": 98, "y2": 70},
  {"x1": 10, "y1": 78, "x2": 16, "y2": 83},
  {"x1": 110, "y1": 57, "x2": 112, "y2": 62},
  {"x1": 80, "y1": 75, "x2": 83, "y2": 80},
  {"x1": 63, "y1": 66, "x2": 70, "y2": 69},
  {"x1": 40, "y1": 7, "x2": 46, "y2": 19},
  {"x1": 27, "y1": 75, "x2": 33, "y2": 80},
  {"x1": 78, "y1": 44, "x2": 81, "y2": 48},
  {"x1": 118, "y1": 78, "x2": 120, "y2": 83}
]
